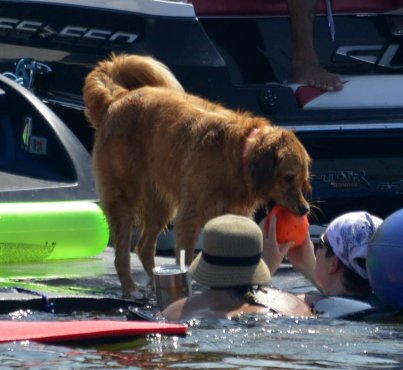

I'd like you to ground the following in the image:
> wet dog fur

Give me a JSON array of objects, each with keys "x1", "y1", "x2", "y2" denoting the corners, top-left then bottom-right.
[{"x1": 83, "y1": 54, "x2": 311, "y2": 298}]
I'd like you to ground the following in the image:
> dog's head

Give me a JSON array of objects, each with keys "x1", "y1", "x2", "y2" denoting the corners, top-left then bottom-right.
[{"x1": 246, "y1": 126, "x2": 311, "y2": 216}]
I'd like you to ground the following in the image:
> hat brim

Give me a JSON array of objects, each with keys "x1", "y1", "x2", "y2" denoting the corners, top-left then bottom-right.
[{"x1": 189, "y1": 251, "x2": 271, "y2": 288}]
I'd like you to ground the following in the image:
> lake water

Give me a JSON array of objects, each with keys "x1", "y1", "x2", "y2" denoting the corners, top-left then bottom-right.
[{"x1": 0, "y1": 266, "x2": 402, "y2": 370}]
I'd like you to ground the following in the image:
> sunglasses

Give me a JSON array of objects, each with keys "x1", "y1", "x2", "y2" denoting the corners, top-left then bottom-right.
[{"x1": 314, "y1": 234, "x2": 332, "y2": 256}]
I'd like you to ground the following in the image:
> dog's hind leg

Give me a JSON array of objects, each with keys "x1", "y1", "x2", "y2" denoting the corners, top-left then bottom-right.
[
  {"x1": 135, "y1": 192, "x2": 174, "y2": 282},
  {"x1": 135, "y1": 221, "x2": 161, "y2": 280},
  {"x1": 173, "y1": 208, "x2": 204, "y2": 266},
  {"x1": 102, "y1": 194, "x2": 139, "y2": 299}
]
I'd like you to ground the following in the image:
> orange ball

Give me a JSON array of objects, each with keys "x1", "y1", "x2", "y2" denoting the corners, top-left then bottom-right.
[{"x1": 264, "y1": 205, "x2": 309, "y2": 246}]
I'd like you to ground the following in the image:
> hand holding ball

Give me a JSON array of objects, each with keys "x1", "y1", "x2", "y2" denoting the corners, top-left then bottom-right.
[{"x1": 264, "y1": 205, "x2": 309, "y2": 246}]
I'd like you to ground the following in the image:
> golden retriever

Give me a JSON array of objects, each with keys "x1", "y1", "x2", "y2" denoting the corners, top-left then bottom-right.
[{"x1": 83, "y1": 54, "x2": 311, "y2": 298}]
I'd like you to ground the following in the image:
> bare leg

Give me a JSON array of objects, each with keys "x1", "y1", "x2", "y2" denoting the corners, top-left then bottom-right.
[{"x1": 286, "y1": 0, "x2": 343, "y2": 91}]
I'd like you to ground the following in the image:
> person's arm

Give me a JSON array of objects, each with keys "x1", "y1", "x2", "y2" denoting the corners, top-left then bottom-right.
[
  {"x1": 286, "y1": 235, "x2": 317, "y2": 285},
  {"x1": 161, "y1": 297, "x2": 187, "y2": 321},
  {"x1": 259, "y1": 215, "x2": 319, "y2": 289},
  {"x1": 259, "y1": 216, "x2": 293, "y2": 275}
]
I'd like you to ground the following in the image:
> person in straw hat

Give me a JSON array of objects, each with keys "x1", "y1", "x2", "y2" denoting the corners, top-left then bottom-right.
[{"x1": 162, "y1": 214, "x2": 312, "y2": 321}]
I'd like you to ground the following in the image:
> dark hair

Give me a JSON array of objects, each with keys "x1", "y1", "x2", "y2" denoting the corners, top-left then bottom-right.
[{"x1": 321, "y1": 235, "x2": 372, "y2": 298}]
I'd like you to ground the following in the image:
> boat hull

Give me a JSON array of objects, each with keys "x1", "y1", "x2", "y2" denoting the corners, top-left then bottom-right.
[{"x1": 1, "y1": 0, "x2": 402, "y2": 221}]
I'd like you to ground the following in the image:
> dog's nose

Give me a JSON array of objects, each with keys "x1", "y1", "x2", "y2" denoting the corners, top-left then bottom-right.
[{"x1": 298, "y1": 204, "x2": 310, "y2": 216}]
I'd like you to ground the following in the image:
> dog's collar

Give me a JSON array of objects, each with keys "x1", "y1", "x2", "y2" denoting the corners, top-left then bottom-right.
[{"x1": 242, "y1": 127, "x2": 260, "y2": 176}]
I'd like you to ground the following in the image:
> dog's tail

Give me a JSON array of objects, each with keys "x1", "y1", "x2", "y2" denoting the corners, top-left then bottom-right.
[{"x1": 83, "y1": 54, "x2": 184, "y2": 129}]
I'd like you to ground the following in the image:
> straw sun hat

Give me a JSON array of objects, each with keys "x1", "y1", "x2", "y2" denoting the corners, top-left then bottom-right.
[{"x1": 189, "y1": 214, "x2": 271, "y2": 288}]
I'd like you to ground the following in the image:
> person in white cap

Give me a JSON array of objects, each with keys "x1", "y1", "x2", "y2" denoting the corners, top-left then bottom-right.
[
  {"x1": 262, "y1": 211, "x2": 383, "y2": 307},
  {"x1": 162, "y1": 214, "x2": 312, "y2": 321}
]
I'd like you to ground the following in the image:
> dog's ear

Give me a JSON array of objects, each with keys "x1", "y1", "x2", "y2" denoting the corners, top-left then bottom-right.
[{"x1": 248, "y1": 143, "x2": 279, "y2": 192}]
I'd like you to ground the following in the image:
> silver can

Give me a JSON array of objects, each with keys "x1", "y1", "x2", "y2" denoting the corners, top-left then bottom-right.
[{"x1": 153, "y1": 264, "x2": 192, "y2": 311}]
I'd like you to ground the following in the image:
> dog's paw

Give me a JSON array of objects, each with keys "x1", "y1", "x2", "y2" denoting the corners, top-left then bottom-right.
[
  {"x1": 122, "y1": 288, "x2": 148, "y2": 303},
  {"x1": 122, "y1": 284, "x2": 139, "y2": 298},
  {"x1": 146, "y1": 278, "x2": 154, "y2": 292},
  {"x1": 131, "y1": 290, "x2": 145, "y2": 301}
]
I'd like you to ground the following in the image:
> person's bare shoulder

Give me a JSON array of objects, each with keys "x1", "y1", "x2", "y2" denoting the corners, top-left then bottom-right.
[
  {"x1": 297, "y1": 291, "x2": 323, "y2": 308},
  {"x1": 162, "y1": 297, "x2": 188, "y2": 321}
]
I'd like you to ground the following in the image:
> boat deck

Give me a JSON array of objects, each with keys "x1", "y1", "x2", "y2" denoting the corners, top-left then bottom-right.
[
  {"x1": 0, "y1": 248, "x2": 171, "y2": 313},
  {"x1": 0, "y1": 247, "x2": 305, "y2": 315}
]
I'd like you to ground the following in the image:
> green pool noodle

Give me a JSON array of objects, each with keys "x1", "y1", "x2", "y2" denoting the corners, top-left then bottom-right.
[{"x1": 0, "y1": 201, "x2": 109, "y2": 262}]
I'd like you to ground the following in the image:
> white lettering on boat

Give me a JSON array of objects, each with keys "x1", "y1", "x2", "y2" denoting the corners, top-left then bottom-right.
[{"x1": 0, "y1": 17, "x2": 138, "y2": 44}]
